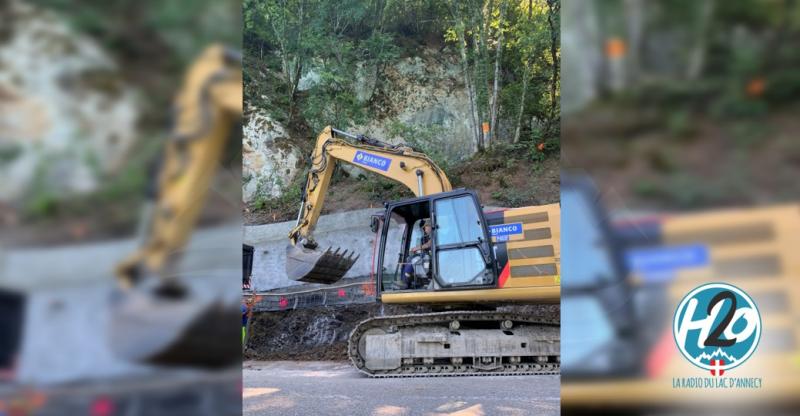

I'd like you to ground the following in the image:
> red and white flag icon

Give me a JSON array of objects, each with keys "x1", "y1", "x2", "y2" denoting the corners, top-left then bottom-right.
[{"x1": 709, "y1": 359, "x2": 726, "y2": 376}]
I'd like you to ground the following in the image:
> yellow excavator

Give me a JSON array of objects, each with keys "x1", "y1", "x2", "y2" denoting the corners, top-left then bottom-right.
[
  {"x1": 285, "y1": 126, "x2": 561, "y2": 376},
  {"x1": 109, "y1": 45, "x2": 243, "y2": 367}
]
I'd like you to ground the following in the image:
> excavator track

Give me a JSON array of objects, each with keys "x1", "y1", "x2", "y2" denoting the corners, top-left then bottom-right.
[{"x1": 348, "y1": 310, "x2": 560, "y2": 378}]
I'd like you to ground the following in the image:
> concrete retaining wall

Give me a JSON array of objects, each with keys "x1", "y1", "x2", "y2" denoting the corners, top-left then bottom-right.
[{"x1": 244, "y1": 209, "x2": 402, "y2": 291}]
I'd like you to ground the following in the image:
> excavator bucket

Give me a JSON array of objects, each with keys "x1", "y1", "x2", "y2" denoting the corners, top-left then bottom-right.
[
  {"x1": 286, "y1": 243, "x2": 359, "y2": 284},
  {"x1": 109, "y1": 280, "x2": 241, "y2": 368}
]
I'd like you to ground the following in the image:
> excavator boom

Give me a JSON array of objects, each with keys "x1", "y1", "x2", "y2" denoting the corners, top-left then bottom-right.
[
  {"x1": 110, "y1": 45, "x2": 243, "y2": 367},
  {"x1": 287, "y1": 126, "x2": 451, "y2": 283}
]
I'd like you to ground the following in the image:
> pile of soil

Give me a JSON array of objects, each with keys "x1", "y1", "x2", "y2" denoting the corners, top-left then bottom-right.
[
  {"x1": 244, "y1": 303, "x2": 560, "y2": 361},
  {"x1": 244, "y1": 304, "x2": 422, "y2": 361}
]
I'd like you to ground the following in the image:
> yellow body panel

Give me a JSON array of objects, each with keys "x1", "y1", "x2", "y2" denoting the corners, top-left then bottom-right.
[
  {"x1": 501, "y1": 203, "x2": 561, "y2": 288},
  {"x1": 564, "y1": 203, "x2": 800, "y2": 409},
  {"x1": 381, "y1": 285, "x2": 560, "y2": 304},
  {"x1": 381, "y1": 202, "x2": 561, "y2": 304}
]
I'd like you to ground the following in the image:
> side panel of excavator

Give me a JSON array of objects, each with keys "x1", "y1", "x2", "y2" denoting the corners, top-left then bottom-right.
[
  {"x1": 379, "y1": 202, "x2": 560, "y2": 305},
  {"x1": 486, "y1": 203, "x2": 561, "y2": 290}
]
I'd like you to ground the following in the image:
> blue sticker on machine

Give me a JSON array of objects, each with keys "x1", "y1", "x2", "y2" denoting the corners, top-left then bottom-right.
[
  {"x1": 353, "y1": 150, "x2": 392, "y2": 172},
  {"x1": 627, "y1": 244, "x2": 709, "y2": 274},
  {"x1": 489, "y1": 223, "x2": 523, "y2": 241}
]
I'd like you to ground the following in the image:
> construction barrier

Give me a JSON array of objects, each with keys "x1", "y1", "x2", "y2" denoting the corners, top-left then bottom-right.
[{"x1": 244, "y1": 276, "x2": 377, "y2": 312}]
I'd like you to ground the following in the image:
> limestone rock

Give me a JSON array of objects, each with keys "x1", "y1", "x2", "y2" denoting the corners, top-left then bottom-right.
[
  {"x1": 242, "y1": 110, "x2": 302, "y2": 203},
  {"x1": 0, "y1": 0, "x2": 139, "y2": 202}
]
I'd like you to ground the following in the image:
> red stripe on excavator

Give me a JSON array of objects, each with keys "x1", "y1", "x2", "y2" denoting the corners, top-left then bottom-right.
[
  {"x1": 498, "y1": 263, "x2": 510, "y2": 288},
  {"x1": 646, "y1": 328, "x2": 675, "y2": 378}
]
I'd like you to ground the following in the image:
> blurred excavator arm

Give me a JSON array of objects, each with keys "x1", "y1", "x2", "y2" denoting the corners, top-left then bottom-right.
[
  {"x1": 108, "y1": 45, "x2": 243, "y2": 368},
  {"x1": 115, "y1": 45, "x2": 242, "y2": 287}
]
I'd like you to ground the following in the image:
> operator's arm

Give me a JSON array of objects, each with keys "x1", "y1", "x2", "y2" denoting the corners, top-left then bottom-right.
[{"x1": 411, "y1": 235, "x2": 432, "y2": 253}]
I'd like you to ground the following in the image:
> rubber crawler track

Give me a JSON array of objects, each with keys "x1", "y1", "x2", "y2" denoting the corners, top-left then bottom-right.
[{"x1": 348, "y1": 310, "x2": 560, "y2": 378}]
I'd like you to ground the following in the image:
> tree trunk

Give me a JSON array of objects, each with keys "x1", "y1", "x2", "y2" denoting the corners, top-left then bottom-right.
[
  {"x1": 478, "y1": 1, "x2": 491, "y2": 149},
  {"x1": 472, "y1": 34, "x2": 485, "y2": 151},
  {"x1": 623, "y1": 0, "x2": 644, "y2": 85},
  {"x1": 289, "y1": 60, "x2": 303, "y2": 122},
  {"x1": 447, "y1": 1, "x2": 482, "y2": 152},
  {"x1": 546, "y1": 0, "x2": 560, "y2": 136},
  {"x1": 489, "y1": 1, "x2": 507, "y2": 147},
  {"x1": 457, "y1": 26, "x2": 481, "y2": 152},
  {"x1": 513, "y1": 70, "x2": 529, "y2": 144},
  {"x1": 686, "y1": 0, "x2": 715, "y2": 80},
  {"x1": 514, "y1": 0, "x2": 535, "y2": 144}
]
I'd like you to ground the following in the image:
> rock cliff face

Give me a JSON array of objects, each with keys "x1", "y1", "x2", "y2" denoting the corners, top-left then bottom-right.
[
  {"x1": 356, "y1": 49, "x2": 475, "y2": 163},
  {"x1": 243, "y1": 48, "x2": 474, "y2": 203},
  {"x1": 242, "y1": 110, "x2": 302, "y2": 203},
  {"x1": 0, "y1": 0, "x2": 139, "y2": 202}
]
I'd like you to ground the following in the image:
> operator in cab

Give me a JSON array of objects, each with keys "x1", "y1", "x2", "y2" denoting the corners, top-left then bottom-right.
[{"x1": 394, "y1": 220, "x2": 432, "y2": 290}]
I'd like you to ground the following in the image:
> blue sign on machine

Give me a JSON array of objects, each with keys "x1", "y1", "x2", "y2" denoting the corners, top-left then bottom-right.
[
  {"x1": 626, "y1": 243, "x2": 709, "y2": 282},
  {"x1": 489, "y1": 222, "x2": 523, "y2": 242},
  {"x1": 353, "y1": 150, "x2": 392, "y2": 172}
]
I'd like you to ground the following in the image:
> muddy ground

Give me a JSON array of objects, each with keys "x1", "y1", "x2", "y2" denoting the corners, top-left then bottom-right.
[{"x1": 244, "y1": 303, "x2": 560, "y2": 361}]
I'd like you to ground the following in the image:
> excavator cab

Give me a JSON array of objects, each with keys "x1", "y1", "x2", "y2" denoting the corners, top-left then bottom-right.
[{"x1": 377, "y1": 190, "x2": 497, "y2": 294}]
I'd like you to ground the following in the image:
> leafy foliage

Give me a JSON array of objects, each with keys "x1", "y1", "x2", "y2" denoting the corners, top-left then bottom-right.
[
  {"x1": 244, "y1": 1, "x2": 560, "y2": 215},
  {"x1": 245, "y1": 0, "x2": 560, "y2": 160}
]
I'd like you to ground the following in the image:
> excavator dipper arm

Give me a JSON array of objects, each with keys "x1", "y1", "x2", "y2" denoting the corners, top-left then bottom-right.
[
  {"x1": 286, "y1": 126, "x2": 451, "y2": 284},
  {"x1": 110, "y1": 45, "x2": 243, "y2": 368},
  {"x1": 115, "y1": 45, "x2": 242, "y2": 286}
]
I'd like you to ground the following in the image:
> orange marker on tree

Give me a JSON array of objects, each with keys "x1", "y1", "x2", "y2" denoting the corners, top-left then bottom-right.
[{"x1": 605, "y1": 37, "x2": 627, "y2": 59}]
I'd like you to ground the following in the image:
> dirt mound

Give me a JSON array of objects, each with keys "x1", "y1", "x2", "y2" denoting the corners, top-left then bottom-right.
[
  {"x1": 244, "y1": 304, "x2": 423, "y2": 361},
  {"x1": 244, "y1": 303, "x2": 560, "y2": 361}
]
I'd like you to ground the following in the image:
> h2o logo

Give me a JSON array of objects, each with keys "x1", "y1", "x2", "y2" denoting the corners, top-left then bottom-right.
[{"x1": 673, "y1": 283, "x2": 761, "y2": 373}]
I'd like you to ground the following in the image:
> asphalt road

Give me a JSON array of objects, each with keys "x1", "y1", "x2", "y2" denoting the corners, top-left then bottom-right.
[{"x1": 243, "y1": 361, "x2": 560, "y2": 416}]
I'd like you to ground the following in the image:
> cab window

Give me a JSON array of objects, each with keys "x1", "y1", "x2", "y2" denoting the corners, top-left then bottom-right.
[
  {"x1": 434, "y1": 196, "x2": 483, "y2": 246},
  {"x1": 433, "y1": 195, "x2": 492, "y2": 286}
]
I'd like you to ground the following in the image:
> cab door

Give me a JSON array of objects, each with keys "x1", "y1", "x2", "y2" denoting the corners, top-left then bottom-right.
[{"x1": 431, "y1": 191, "x2": 496, "y2": 289}]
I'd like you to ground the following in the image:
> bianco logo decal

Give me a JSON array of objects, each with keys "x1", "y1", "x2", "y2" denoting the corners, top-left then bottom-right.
[
  {"x1": 353, "y1": 151, "x2": 391, "y2": 171},
  {"x1": 673, "y1": 283, "x2": 761, "y2": 374},
  {"x1": 489, "y1": 223, "x2": 522, "y2": 236},
  {"x1": 488, "y1": 223, "x2": 522, "y2": 242},
  {"x1": 362, "y1": 155, "x2": 386, "y2": 167}
]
